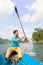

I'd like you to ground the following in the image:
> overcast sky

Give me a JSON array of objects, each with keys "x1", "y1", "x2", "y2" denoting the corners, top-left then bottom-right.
[{"x1": 0, "y1": 0, "x2": 43, "y2": 39}]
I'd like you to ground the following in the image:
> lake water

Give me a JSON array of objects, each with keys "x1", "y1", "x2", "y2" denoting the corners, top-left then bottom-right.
[{"x1": 0, "y1": 42, "x2": 43, "y2": 63}]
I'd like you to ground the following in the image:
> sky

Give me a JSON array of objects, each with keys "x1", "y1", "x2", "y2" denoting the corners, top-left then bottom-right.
[{"x1": 0, "y1": 0, "x2": 43, "y2": 40}]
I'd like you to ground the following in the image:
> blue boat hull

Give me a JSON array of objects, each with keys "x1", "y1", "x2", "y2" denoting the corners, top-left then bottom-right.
[{"x1": 0, "y1": 52, "x2": 43, "y2": 65}]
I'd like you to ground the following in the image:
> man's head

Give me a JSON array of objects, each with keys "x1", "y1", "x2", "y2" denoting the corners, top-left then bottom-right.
[{"x1": 13, "y1": 30, "x2": 18, "y2": 36}]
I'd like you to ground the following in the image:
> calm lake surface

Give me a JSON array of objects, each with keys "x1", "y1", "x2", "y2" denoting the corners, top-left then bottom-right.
[{"x1": 0, "y1": 42, "x2": 43, "y2": 63}]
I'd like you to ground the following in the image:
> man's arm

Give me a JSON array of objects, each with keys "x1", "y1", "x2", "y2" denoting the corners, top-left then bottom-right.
[
  {"x1": 14, "y1": 36, "x2": 28, "y2": 43},
  {"x1": 14, "y1": 36, "x2": 25, "y2": 42}
]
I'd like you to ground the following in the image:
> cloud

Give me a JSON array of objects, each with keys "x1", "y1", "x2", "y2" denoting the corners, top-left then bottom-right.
[
  {"x1": 26, "y1": 0, "x2": 43, "y2": 23},
  {"x1": 6, "y1": 25, "x2": 18, "y2": 31},
  {"x1": 0, "y1": 0, "x2": 15, "y2": 17},
  {"x1": 0, "y1": 25, "x2": 31, "y2": 40},
  {"x1": 30, "y1": 0, "x2": 43, "y2": 23},
  {"x1": 21, "y1": 13, "x2": 30, "y2": 22},
  {"x1": 0, "y1": 25, "x2": 18, "y2": 39},
  {"x1": 26, "y1": 4, "x2": 31, "y2": 10}
]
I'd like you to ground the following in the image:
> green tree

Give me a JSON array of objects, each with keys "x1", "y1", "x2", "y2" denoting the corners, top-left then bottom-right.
[{"x1": 32, "y1": 28, "x2": 43, "y2": 42}]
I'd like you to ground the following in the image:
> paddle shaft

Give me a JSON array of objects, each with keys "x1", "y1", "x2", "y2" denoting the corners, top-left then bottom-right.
[{"x1": 15, "y1": 6, "x2": 26, "y2": 39}]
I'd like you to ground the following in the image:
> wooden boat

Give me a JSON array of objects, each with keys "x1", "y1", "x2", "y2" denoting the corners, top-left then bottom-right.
[{"x1": 0, "y1": 51, "x2": 43, "y2": 65}]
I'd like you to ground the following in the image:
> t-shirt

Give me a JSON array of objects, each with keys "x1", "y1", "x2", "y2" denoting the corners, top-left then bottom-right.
[{"x1": 11, "y1": 36, "x2": 22, "y2": 47}]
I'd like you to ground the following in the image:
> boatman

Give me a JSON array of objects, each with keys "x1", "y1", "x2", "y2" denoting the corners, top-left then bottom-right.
[{"x1": 5, "y1": 30, "x2": 27, "y2": 60}]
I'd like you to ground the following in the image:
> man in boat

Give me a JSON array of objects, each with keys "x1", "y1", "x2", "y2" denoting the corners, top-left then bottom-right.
[{"x1": 5, "y1": 30, "x2": 27, "y2": 60}]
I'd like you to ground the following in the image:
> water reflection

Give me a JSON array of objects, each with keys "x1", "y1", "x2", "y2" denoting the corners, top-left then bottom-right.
[{"x1": 33, "y1": 43, "x2": 43, "y2": 63}]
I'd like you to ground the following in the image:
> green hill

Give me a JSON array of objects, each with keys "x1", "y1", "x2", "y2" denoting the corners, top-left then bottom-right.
[{"x1": 0, "y1": 38, "x2": 11, "y2": 44}]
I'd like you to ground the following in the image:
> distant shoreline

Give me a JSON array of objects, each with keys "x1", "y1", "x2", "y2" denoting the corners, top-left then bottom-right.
[{"x1": 0, "y1": 38, "x2": 11, "y2": 44}]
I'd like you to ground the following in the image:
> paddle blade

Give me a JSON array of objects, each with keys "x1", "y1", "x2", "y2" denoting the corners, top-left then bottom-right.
[
  {"x1": 15, "y1": 6, "x2": 18, "y2": 14},
  {"x1": 15, "y1": 6, "x2": 19, "y2": 18}
]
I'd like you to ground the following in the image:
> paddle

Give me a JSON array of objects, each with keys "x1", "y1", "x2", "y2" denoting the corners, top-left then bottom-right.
[{"x1": 15, "y1": 6, "x2": 27, "y2": 40}]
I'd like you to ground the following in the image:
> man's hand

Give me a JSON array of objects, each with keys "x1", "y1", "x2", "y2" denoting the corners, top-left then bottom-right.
[
  {"x1": 24, "y1": 38, "x2": 28, "y2": 42},
  {"x1": 22, "y1": 37, "x2": 29, "y2": 43},
  {"x1": 21, "y1": 36, "x2": 25, "y2": 39}
]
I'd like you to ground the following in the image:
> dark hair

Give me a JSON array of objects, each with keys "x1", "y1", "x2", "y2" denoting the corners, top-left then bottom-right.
[{"x1": 13, "y1": 30, "x2": 18, "y2": 34}]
